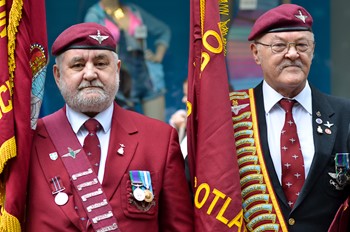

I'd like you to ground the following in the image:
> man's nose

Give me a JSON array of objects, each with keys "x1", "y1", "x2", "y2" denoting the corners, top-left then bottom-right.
[
  {"x1": 83, "y1": 65, "x2": 98, "y2": 80},
  {"x1": 284, "y1": 43, "x2": 300, "y2": 59}
]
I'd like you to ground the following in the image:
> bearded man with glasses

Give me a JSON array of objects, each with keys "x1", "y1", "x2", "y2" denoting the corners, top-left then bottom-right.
[{"x1": 229, "y1": 4, "x2": 350, "y2": 232}]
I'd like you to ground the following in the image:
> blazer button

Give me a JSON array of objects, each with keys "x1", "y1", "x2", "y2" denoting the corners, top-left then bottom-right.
[{"x1": 288, "y1": 218, "x2": 295, "y2": 226}]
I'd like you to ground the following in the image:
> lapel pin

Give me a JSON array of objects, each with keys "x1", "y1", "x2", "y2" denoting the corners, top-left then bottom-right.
[
  {"x1": 49, "y1": 152, "x2": 58, "y2": 161},
  {"x1": 325, "y1": 128, "x2": 332, "y2": 135},
  {"x1": 316, "y1": 111, "x2": 321, "y2": 117},
  {"x1": 324, "y1": 121, "x2": 334, "y2": 128},
  {"x1": 317, "y1": 126, "x2": 323, "y2": 134},
  {"x1": 315, "y1": 118, "x2": 323, "y2": 124},
  {"x1": 62, "y1": 147, "x2": 81, "y2": 159},
  {"x1": 117, "y1": 144, "x2": 125, "y2": 155}
]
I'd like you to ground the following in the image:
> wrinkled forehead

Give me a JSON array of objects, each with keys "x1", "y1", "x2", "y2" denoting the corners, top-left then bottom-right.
[
  {"x1": 61, "y1": 49, "x2": 116, "y2": 61},
  {"x1": 259, "y1": 31, "x2": 314, "y2": 42}
]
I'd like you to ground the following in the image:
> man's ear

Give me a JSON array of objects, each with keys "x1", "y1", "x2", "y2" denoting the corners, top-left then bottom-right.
[
  {"x1": 53, "y1": 64, "x2": 60, "y2": 86},
  {"x1": 250, "y1": 43, "x2": 261, "y2": 65},
  {"x1": 117, "y1": 60, "x2": 121, "y2": 74}
]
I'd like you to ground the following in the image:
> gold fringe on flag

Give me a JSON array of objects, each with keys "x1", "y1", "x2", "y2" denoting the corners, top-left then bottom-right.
[
  {"x1": 0, "y1": 137, "x2": 16, "y2": 174},
  {"x1": 218, "y1": 0, "x2": 231, "y2": 55},
  {"x1": 0, "y1": 0, "x2": 24, "y2": 231},
  {"x1": 0, "y1": 208, "x2": 21, "y2": 232},
  {"x1": 8, "y1": 0, "x2": 23, "y2": 84}
]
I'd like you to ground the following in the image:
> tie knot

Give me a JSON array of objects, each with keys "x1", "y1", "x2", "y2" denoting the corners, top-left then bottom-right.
[
  {"x1": 279, "y1": 99, "x2": 296, "y2": 112},
  {"x1": 84, "y1": 118, "x2": 101, "y2": 133}
]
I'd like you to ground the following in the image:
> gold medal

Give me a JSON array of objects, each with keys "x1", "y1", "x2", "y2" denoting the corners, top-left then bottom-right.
[{"x1": 144, "y1": 189, "x2": 154, "y2": 202}]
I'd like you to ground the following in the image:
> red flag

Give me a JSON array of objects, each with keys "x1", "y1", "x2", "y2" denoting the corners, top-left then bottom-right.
[
  {"x1": 187, "y1": 0, "x2": 245, "y2": 231},
  {"x1": 0, "y1": 0, "x2": 47, "y2": 230}
]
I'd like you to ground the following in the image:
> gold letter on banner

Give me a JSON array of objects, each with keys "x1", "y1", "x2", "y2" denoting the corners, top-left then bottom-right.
[
  {"x1": 201, "y1": 29, "x2": 223, "y2": 72},
  {"x1": 195, "y1": 183, "x2": 210, "y2": 209}
]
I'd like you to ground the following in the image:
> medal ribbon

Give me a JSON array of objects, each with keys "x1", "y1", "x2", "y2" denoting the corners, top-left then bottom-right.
[
  {"x1": 129, "y1": 170, "x2": 153, "y2": 192},
  {"x1": 51, "y1": 176, "x2": 65, "y2": 194},
  {"x1": 335, "y1": 153, "x2": 350, "y2": 174},
  {"x1": 141, "y1": 171, "x2": 153, "y2": 193},
  {"x1": 129, "y1": 171, "x2": 143, "y2": 191}
]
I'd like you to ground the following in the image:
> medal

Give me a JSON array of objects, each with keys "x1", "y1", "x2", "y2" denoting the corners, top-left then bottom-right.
[
  {"x1": 129, "y1": 171, "x2": 144, "y2": 201},
  {"x1": 55, "y1": 192, "x2": 69, "y2": 206},
  {"x1": 142, "y1": 171, "x2": 154, "y2": 202},
  {"x1": 133, "y1": 187, "x2": 145, "y2": 201},
  {"x1": 329, "y1": 153, "x2": 350, "y2": 190},
  {"x1": 129, "y1": 170, "x2": 154, "y2": 202},
  {"x1": 51, "y1": 176, "x2": 68, "y2": 206},
  {"x1": 144, "y1": 189, "x2": 154, "y2": 202},
  {"x1": 335, "y1": 153, "x2": 350, "y2": 174}
]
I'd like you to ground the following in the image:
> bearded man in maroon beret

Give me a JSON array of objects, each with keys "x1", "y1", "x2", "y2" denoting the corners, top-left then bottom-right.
[
  {"x1": 25, "y1": 22, "x2": 193, "y2": 232},
  {"x1": 229, "y1": 4, "x2": 350, "y2": 232}
]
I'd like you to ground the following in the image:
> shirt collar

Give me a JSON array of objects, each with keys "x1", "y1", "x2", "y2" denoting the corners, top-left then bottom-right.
[
  {"x1": 66, "y1": 103, "x2": 114, "y2": 133},
  {"x1": 262, "y1": 80, "x2": 312, "y2": 114}
]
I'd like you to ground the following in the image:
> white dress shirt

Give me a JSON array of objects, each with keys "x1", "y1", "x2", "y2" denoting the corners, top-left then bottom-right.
[
  {"x1": 66, "y1": 103, "x2": 114, "y2": 183},
  {"x1": 263, "y1": 81, "x2": 314, "y2": 184}
]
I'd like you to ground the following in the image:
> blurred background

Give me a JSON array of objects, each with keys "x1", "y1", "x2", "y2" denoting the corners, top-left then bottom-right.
[{"x1": 42, "y1": 0, "x2": 350, "y2": 121}]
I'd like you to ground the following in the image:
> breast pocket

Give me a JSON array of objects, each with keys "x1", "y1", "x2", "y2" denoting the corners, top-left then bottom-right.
[{"x1": 121, "y1": 171, "x2": 159, "y2": 219}]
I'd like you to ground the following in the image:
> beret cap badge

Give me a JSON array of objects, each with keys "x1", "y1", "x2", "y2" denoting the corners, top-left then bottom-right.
[
  {"x1": 295, "y1": 10, "x2": 308, "y2": 23},
  {"x1": 51, "y1": 22, "x2": 117, "y2": 56},
  {"x1": 89, "y1": 30, "x2": 109, "y2": 44},
  {"x1": 248, "y1": 4, "x2": 313, "y2": 41}
]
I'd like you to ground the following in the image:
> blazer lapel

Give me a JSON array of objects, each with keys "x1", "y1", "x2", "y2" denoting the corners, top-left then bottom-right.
[
  {"x1": 102, "y1": 103, "x2": 138, "y2": 201},
  {"x1": 293, "y1": 87, "x2": 336, "y2": 209},
  {"x1": 254, "y1": 84, "x2": 289, "y2": 208},
  {"x1": 38, "y1": 109, "x2": 83, "y2": 230}
]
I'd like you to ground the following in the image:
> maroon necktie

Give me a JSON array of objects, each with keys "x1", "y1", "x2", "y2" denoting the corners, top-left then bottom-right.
[
  {"x1": 280, "y1": 99, "x2": 305, "y2": 208},
  {"x1": 83, "y1": 118, "x2": 101, "y2": 175}
]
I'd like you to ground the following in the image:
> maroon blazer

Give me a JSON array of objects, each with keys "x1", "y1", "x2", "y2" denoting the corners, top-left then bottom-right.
[
  {"x1": 25, "y1": 103, "x2": 194, "y2": 231},
  {"x1": 328, "y1": 196, "x2": 350, "y2": 232}
]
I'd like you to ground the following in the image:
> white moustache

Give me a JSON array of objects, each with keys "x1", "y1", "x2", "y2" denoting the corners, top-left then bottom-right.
[
  {"x1": 281, "y1": 61, "x2": 303, "y2": 69},
  {"x1": 78, "y1": 81, "x2": 104, "y2": 90}
]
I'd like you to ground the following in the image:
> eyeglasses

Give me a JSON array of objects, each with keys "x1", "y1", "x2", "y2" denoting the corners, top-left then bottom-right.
[{"x1": 255, "y1": 40, "x2": 315, "y2": 54}]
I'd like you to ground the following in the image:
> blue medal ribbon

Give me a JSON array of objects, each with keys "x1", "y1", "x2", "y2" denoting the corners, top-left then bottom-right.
[
  {"x1": 335, "y1": 153, "x2": 350, "y2": 174},
  {"x1": 140, "y1": 171, "x2": 153, "y2": 194},
  {"x1": 129, "y1": 170, "x2": 153, "y2": 194},
  {"x1": 129, "y1": 171, "x2": 143, "y2": 192}
]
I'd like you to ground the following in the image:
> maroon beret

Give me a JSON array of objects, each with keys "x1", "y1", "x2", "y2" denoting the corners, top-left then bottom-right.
[
  {"x1": 51, "y1": 22, "x2": 117, "y2": 56},
  {"x1": 248, "y1": 4, "x2": 313, "y2": 41}
]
